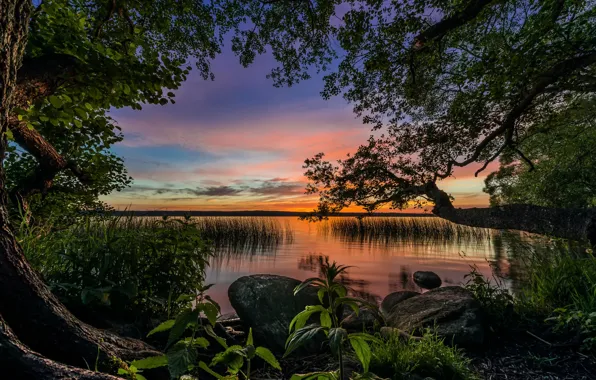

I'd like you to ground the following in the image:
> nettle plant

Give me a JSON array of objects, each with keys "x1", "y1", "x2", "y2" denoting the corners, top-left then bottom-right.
[
  {"x1": 285, "y1": 258, "x2": 382, "y2": 380},
  {"x1": 199, "y1": 327, "x2": 281, "y2": 380},
  {"x1": 128, "y1": 284, "x2": 280, "y2": 379}
]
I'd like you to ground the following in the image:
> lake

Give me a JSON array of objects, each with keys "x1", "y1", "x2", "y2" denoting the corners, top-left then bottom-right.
[{"x1": 204, "y1": 217, "x2": 513, "y2": 314}]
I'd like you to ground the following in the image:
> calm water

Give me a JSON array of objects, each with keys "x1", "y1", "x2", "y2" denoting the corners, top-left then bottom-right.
[{"x1": 204, "y1": 217, "x2": 511, "y2": 314}]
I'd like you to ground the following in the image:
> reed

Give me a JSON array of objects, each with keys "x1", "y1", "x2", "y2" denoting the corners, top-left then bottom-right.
[{"x1": 327, "y1": 217, "x2": 492, "y2": 244}]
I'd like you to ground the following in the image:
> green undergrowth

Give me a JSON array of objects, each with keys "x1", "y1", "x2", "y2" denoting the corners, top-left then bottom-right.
[
  {"x1": 464, "y1": 235, "x2": 596, "y2": 353},
  {"x1": 369, "y1": 330, "x2": 477, "y2": 380},
  {"x1": 18, "y1": 214, "x2": 212, "y2": 324}
]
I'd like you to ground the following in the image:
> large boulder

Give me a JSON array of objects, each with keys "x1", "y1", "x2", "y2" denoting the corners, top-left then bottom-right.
[
  {"x1": 413, "y1": 271, "x2": 442, "y2": 289},
  {"x1": 228, "y1": 274, "x2": 321, "y2": 354},
  {"x1": 385, "y1": 286, "x2": 484, "y2": 347},
  {"x1": 380, "y1": 291, "x2": 420, "y2": 316}
]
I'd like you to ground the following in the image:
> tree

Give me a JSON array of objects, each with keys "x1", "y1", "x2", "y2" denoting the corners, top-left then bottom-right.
[
  {"x1": 0, "y1": 0, "x2": 234, "y2": 375},
  {"x1": 6, "y1": 109, "x2": 131, "y2": 225},
  {"x1": 484, "y1": 98, "x2": 596, "y2": 209},
  {"x1": 228, "y1": 0, "x2": 596, "y2": 244}
]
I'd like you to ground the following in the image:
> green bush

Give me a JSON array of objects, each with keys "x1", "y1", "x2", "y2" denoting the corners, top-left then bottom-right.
[
  {"x1": 18, "y1": 215, "x2": 212, "y2": 322},
  {"x1": 463, "y1": 266, "x2": 514, "y2": 333},
  {"x1": 370, "y1": 329, "x2": 476, "y2": 380}
]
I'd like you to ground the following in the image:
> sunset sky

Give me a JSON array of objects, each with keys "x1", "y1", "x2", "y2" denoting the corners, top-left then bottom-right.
[{"x1": 103, "y1": 47, "x2": 496, "y2": 212}]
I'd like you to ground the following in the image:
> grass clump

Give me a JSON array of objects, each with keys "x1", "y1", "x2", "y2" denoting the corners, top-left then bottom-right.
[
  {"x1": 328, "y1": 217, "x2": 491, "y2": 244},
  {"x1": 193, "y1": 216, "x2": 293, "y2": 253},
  {"x1": 18, "y1": 214, "x2": 212, "y2": 323},
  {"x1": 370, "y1": 329, "x2": 477, "y2": 380}
]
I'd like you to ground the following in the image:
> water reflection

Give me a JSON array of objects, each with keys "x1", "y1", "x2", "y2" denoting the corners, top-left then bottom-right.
[{"x1": 204, "y1": 217, "x2": 532, "y2": 313}]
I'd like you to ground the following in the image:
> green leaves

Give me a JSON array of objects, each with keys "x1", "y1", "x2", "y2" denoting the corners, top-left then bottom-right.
[
  {"x1": 167, "y1": 341, "x2": 199, "y2": 379},
  {"x1": 255, "y1": 347, "x2": 281, "y2": 370},
  {"x1": 285, "y1": 324, "x2": 325, "y2": 357},
  {"x1": 130, "y1": 355, "x2": 168, "y2": 370},
  {"x1": 349, "y1": 336, "x2": 372, "y2": 373},
  {"x1": 147, "y1": 319, "x2": 175, "y2": 336},
  {"x1": 289, "y1": 305, "x2": 327, "y2": 332},
  {"x1": 48, "y1": 95, "x2": 63, "y2": 109},
  {"x1": 328, "y1": 328, "x2": 347, "y2": 356},
  {"x1": 167, "y1": 308, "x2": 199, "y2": 348}
]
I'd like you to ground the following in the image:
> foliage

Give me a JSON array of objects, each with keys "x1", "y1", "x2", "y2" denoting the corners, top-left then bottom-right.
[
  {"x1": 370, "y1": 329, "x2": 477, "y2": 380},
  {"x1": 222, "y1": 0, "x2": 596, "y2": 214},
  {"x1": 136, "y1": 288, "x2": 281, "y2": 379},
  {"x1": 8, "y1": 0, "x2": 240, "y2": 220},
  {"x1": 286, "y1": 257, "x2": 382, "y2": 380},
  {"x1": 484, "y1": 98, "x2": 596, "y2": 208},
  {"x1": 472, "y1": 236, "x2": 596, "y2": 351},
  {"x1": 18, "y1": 214, "x2": 212, "y2": 321},
  {"x1": 548, "y1": 308, "x2": 596, "y2": 353},
  {"x1": 463, "y1": 266, "x2": 514, "y2": 333},
  {"x1": 200, "y1": 327, "x2": 281, "y2": 380},
  {"x1": 513, "y1": 242, "x2": 596, "y2": 316}
]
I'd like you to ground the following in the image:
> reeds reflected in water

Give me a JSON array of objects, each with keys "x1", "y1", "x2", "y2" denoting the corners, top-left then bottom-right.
[{"x1": 324, "y1": 217, "x2": 493, "y2": 246}]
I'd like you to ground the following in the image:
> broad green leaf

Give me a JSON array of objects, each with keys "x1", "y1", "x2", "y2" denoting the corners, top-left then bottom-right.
[
  {"x1": 317, "y1": 288, "x2": 327, "y2": 304},
  {"x1": 49, "y1": 95, "x2": 63, "y2": 109},
  {"x1": 347, "y1": 332, "x2": 382, "y2": 344},
  {"x1": 320, "y1": 311, "x2": 332, "y2": 328},
  {"x1": 167, "y1": 308, "x2": 199, "y2": 349},
  {"x1": 131, "y1": 355, "x2": 168, "y2": 369},
  {"x1": 285, "y1": 324, "x2": 324, "y2": 357},
  {"x1": 167, "y1": 342, "x2": 198, "y2": 379},
  {"x1": 136, "y1": 375, "x2": 148, "y2": 380},
  {"x1": 199, "y1": 301, "x2": 219, "y2": 326},
  {"x1": 205, "y1": 324, "x2": 228, "y2": 349},
  {"x1": 328, "y1": 328, "x2": 347, "y2": 356},
  {"x1": 198, "y1": 361, "x2": 224, "y2": 379},
  {"x1": 349, "y1": 336, "x2": 371, "y2": 373},
  {"x1": 255, "y1": 346, "x2": 281, "y2": 370},
  {"x1": 289, "y1": 309, "x2": 318, "y2": 333}
]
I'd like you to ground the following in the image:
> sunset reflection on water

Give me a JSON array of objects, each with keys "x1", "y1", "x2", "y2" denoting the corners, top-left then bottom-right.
[{"x1": 205, "y1": 217, "x2": 511, "y2": 313}]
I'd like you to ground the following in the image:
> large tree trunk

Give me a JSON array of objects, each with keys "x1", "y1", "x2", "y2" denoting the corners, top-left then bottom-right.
[
  {"x1": 0, "y1": 314, "x2": 121, "y2": 380},
  {"x1": 0, "y1": 0, "x2": 161, "y2": 374},
  {"x1": 423, "y1": 182, "x2": 596, "y2": 246}
]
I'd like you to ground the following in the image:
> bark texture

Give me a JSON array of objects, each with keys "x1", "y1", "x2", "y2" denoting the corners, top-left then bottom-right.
[
  {"x1": 423, "y1": 182, "x2": 596, "y2": 245},
  {"x1": 0, "y1": 0, "x2": 161, "y2": 373},
  {"x1": 0, "y1": 315, "x2": 121, "y2": 380}
]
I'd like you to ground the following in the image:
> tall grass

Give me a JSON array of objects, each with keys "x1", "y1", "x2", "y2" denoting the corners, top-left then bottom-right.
[
  {"x1": 191, "y1": 216, "x2": 293, "y2": 253},
  {"x1": 327, "y1": 217, "x2": 492, "y2": 244}
]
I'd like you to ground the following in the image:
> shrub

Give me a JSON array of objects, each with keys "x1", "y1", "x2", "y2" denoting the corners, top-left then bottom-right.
[
  {"x1": 463, "y1": 265, "x2": 514, "y2": 333},
  {"x1": 18, "y1": 214, "x2": 212, "y2": 322},
  {"x1": 370, "y1": 329, "x2": 477, "y2": 380}
]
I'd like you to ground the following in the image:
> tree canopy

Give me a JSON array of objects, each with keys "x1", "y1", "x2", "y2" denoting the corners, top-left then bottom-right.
[
  {"x1": 484, "y1": 97, "x2": 596, "y2": 209},
  {"x1": 225, "y1": 0, "x2": 596, "y2": 215},
  {"x1": 7, "y1": 0, "x2": 233, "y2": 219}
]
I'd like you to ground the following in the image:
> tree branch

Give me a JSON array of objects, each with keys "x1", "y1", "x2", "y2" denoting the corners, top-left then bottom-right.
[
  {"x1": 436, "y1": 51, "x2": 596, "y2": 179},
  {"x1": 414, "y1": 0, "x2": 498, "y2": 48}
]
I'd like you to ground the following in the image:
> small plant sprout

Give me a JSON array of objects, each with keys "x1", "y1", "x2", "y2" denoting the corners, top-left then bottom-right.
[
  {"x1": 199, "y1": 328, "x2": 281, "y2": 380},
  {"x1": 285, "y1": 257, "x2": 382, "y2": 380}
]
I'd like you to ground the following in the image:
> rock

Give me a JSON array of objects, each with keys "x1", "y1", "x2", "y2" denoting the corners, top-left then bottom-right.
[
  {"x1": 380, "y1": 291, "x2": 420, "y2": 316},
  {"x1": 385, "y1": 286, "x2": 484, "y2": 347},
  {"x1": 228, "y1": 274, "x2": 322, "y2": 354},
  {"x1": 413, "y1": 271, "x2": 442, "y2": 289},
  {"x1": 341, "y1": 308, "x2": 379, "y2": 332}
]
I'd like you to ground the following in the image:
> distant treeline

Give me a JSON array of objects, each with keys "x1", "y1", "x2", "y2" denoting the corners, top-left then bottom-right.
[{"x1": 108, "y1": 210, "x2": 434, "y2": 217}]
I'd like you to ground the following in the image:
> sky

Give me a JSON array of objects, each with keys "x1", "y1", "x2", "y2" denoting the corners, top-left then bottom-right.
[{"x1": 103, "y1": 47, "x2": 496, "y2": 212}]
